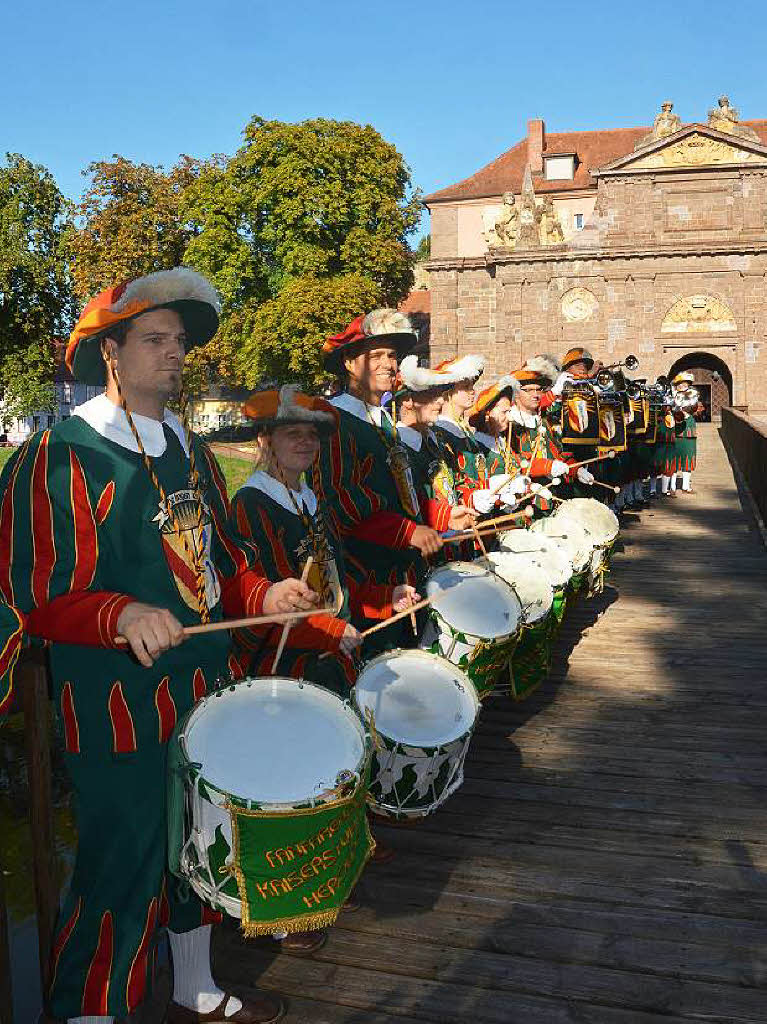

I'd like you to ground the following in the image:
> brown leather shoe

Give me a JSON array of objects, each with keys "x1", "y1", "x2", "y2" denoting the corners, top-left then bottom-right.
[
  {"x1": 166, "y1": 991, "x2": 285, "y2": 1023},
  {"x1": 277, "y1": 927, "x2": 328, "y2": 955}
]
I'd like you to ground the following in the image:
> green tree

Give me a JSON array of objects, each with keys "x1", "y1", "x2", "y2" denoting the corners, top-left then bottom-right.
[
  {"x1": 415, "y1": 234, "x2": 431, "y2": 261},
  {"x1": 68, "y1": 154, "x2": 208, "y2": 300},
  {"x1": 233, "y1": 274, "x2": 383, "y2": 391},
  {"x1": 183, "y1": 116, "x2": 421, "y2": 385},
  {"x1": 0, "y1": 153, "x2": 74, "y2": 419}
]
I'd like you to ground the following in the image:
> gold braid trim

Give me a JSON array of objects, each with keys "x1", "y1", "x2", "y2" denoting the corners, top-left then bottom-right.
[{"x1": 112, "y1": 363, "x2": 210, "y2": 622}]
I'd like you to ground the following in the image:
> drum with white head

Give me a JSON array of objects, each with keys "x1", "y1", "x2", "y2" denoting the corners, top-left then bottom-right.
[
  {"x1": 531, "y1": 515, "x2": 593, "y2": 575},
  {"x1": 498, "y1": 529, "x2": 572, "y2": 591},
  {"x1": 484, "y1": 551, "x2": 553, "y2": 626},
  {"x1": 354, "y1": 649, "x2": 479, "y2": 819},
  {"x1": 420, "y1": 561, "x2": 522, "y2": 699},
  {"x1": 169, "y1": 678, "x2": 371, "y2": 928}
]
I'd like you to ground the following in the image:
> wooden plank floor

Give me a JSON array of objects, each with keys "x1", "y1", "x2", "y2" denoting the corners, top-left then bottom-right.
[{"x1": 145, "y1": 424, "x2": 767, "y2": 1023}]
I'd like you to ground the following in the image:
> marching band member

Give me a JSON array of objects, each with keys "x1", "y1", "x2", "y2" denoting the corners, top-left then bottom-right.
[
  {"x1": 432, "y1": 355, "x2": 496, "y2": 505},
  {"x1": 394, "y1": 357, "x2": 479, "y2": 532},
  {"x1": 504, "y1": 361, "x2": 596, "y2": 502},
  {"x1": 0, "y1": 602, "x2": 26, "y2": 718},
  {"x1": 316, "y1": 310, "x2": 442, "y2": 651},
  {"x1": 230, "y1": 385, "x2": 417, "y2": 691},
  {"x1": 0, "y1": 270, "x2": 315, "y2": 1024},
  {"x1": 669, "y1": 372, "x2": 703, "y2": 494},
  {"x1": 539, "y1": 347, "x2": 594, "y2": 416}
]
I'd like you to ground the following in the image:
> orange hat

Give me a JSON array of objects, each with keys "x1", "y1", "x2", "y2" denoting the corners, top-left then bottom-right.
[
  {"x1": 242, "y1": 385, "x2": 338, "y2": 433},
  {"x1": 322, "y1": 309, "x2": 416, "y2": 373},
  {"x1": 562, "y1": 347, "x2": 594, "y2": 371},
  {"x1": 467, "y1": 375, "x2": 518, "y2": 426},
  {"x1": 66, "y1": 268, "x2": 220, "y2": 385}
]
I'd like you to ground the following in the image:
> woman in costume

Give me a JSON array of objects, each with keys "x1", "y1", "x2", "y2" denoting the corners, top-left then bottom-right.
[{"x1": 231, "y1": 385, "x2": 418, "y2": 691}]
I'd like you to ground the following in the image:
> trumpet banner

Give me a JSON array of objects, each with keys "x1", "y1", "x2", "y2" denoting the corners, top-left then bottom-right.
[{"x1": 566, "y1": 396, "x2": 590, "y2": 435}]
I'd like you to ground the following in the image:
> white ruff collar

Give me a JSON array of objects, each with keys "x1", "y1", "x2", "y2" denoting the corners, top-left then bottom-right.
[
  {"x1": 73, "y1": 394, "x2": 189, "y2": 456},
  {"x1": 239, "y1": 470, "x2": 317, "y2": 516},
  {"x1": 396, "y1": 424, "x2": 424, "y2": 451},
  {"x1": 331, "y1": 392, "x2": 392, "y2": 428},
  {"x1": 474, "y1": 430, "x2": 501, "y2": 453},
  {"x1": 510, "y1": 405, "x2": 540, "y2": 430}
]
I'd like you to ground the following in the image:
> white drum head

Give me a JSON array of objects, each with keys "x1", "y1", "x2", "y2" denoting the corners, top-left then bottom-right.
[
  {"x1": 355, "y1": 650, "x2": 478, "y2": 747},
  {"x1": 485, "y1": 552, "x2": 553, "y2": 625},
  {"x1": 555, "y1": 498, "x2": 619, "y2": 546},
  {"x1": 531, "y1": 517, "x2": 592, "y2": 573},
  {"x1": 499, "y1": 530, "x2": 572, "y2": 589},
  {"x1": 182, "y1": 678, "x2": 365, "y2": 806},
  {"x1": 425, "y1": 561, "x2": 522, "y2": 639}
]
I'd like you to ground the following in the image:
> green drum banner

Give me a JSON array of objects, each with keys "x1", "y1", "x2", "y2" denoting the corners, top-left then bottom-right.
[
  {"x1": 228, "y1": 779, "x2": 373, "y2": 936},
  {"x1": 510, "y1": 621, "x2": 551, "y2": 700}
]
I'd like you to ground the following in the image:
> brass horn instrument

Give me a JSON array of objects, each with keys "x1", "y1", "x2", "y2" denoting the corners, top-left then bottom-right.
[{"x1": 673, "y1": 385, "x2": 700, "y2": 413}]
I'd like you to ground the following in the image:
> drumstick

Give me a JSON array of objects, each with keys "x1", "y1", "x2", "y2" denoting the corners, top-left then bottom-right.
[
  {"x1": 270, "y1": 556, "x2": 313, "y2": 675},
  {"x1": 114, "y1": 603, "x2": 334, "y2": 646},
  {"x1": 591, "y1": 480, "x2": 621, "y2": 494},
  {"x1": 568, "y1": 450, "x2": 616, "y2": 471},
  {"x1": 317, "y1": 596, "x2": 434, "y2": 660},
  {"x1": 471, "y1": 520, "x2": 489, "y2": 559}
]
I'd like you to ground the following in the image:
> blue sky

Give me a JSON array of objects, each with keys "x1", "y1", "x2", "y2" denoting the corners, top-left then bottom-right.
[{"x1": 3, "y1": 0, "x2": 767, "y2": 237}]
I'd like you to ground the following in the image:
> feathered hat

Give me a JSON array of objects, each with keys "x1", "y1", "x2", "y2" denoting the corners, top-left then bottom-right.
[
  {"x1": 513, "y1": 354, "x2": 559, "y2": 387},
  {"x1": 467, "y1": 375, "x2": 519, "y2": 426},
  {"x1": 322, "y1": 309, "x2": 417, "y2": 373},
  {"x1": 562, "y1": 347, "x2": 594, "y2": 371},
  {"x1": 672, "y1": 371, "x2": 695, "y2": 386},
  {"x1": 242, "y1": 384, "x2": 338, "y2": 434},
  {"x1": 432, "y1": 354, "x2": 486, "y2": 385},
  {"x1": 396, "y1": 355, "x2": 461, "y2": 397},
  {"x1": 66, "y1": 267, "x2": 220, "y2": 385}
]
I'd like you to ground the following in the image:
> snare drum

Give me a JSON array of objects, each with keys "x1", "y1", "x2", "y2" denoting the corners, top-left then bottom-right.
[
  {"x1": 354, "y1": 649, "x2": 479, "y2": 819},
  {"x1": 420, "y1": 561, "x2": 522, "y2": 699},
  {"x1": 485, "y1": 551, "x2": 555, "y2": 700},
  {"x1": 169, "y1": 677, "x2": 373, "y2": 936},
  {"x1": 498, "y1": 529, "x2": 571, "y2": 625},
  {"x1": 531, "y1": 515, "x2": 593, "y2": 593},
  {"x1": 554, "y1": 498, "x2": 619, "y2": 592}
]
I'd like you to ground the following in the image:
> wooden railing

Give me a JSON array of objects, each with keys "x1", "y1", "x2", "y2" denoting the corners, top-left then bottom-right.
[
  {"x1": 721, "y1": 407, "x2": 767, "y2": 525},
  {"x1": 0, "y1": 649, "x2": 57, "y2": 1024}
]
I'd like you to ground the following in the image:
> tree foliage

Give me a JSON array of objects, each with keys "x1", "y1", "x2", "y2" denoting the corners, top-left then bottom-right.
[
  {"x1": 0, "y1": 153, "x2": 74, "y2": 417},
  {"x1": 233, "y1": 274, "x2": 384, "y2": 392},
  {"x1": 68, "y1": 155, "x2": 207, "y2": 300}
]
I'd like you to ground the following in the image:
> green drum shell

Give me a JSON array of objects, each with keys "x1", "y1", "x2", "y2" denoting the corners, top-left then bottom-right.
[
  {"x1": 510, "y1": 615, "x2": 553, "y2": 701},
  {"x1": 422, "y1": 606, "x2": 520, "y2": 699}
]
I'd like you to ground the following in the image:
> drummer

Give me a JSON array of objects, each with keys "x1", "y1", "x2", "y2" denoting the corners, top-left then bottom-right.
[
  {"x1": 230, "y1": 384, "x2": 418, "y2": 690},
  {"x1": 394, "y1": 356, "x2": 480, "y2": 556},
  {"x1": 503, "y1": 361, "x2": 595, "y2": 506},
  {"x1": 316, "y1": 310, "x2": 443, "y2": 651},
  {"x1": 0, "y1": 268, "x2": 317, "y2": 1024},
  {"x1": 431, "y1": 354, "x2": 497, "y2": 506}
]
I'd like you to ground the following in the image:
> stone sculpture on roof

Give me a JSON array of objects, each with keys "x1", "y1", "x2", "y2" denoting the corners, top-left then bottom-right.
[
  {"x1": 635, "y1": 101, "x2": 682, "y2": 149},
  {"x1": 537, "y1": 196, "x2": 564, "y2": 245},
  {"x1": 707, "y1": 95, "x2": 759, "y2": 141},
  {"x1": 482, "y1": 191, "x2": 519, "y2": 248}
]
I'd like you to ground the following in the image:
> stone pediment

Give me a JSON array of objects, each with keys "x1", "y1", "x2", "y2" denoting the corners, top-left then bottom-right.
[{"x1": 595, "y1": 124, "x2": 767, "y2": 175}]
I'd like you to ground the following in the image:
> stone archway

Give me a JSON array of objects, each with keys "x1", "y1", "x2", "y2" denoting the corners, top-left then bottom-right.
[{"x1": 666, "y1": 352, "x2": 733, "y2": 421}]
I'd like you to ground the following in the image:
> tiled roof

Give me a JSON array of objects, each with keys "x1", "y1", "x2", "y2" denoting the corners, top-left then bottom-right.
[
  {"x1": 399, "y1": 290, "x2": 431, "y2": 315},
  {"x1": 423, "y1": 120, "x2": 767, "y2": 204}
]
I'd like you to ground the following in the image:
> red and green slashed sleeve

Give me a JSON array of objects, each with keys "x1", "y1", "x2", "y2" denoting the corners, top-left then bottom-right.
[
  {"x1": 0, "y1": 431, "x2": 134, "y2": 648},
  {"x1": 0, "y1": 603, "x2": 25, "y2": 717},
  {"x1": 198, "y1": 443, "x2": 271, "y2": 618}
]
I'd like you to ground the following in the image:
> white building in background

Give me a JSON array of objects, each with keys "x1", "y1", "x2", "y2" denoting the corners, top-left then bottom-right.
[{"x1": 1, "y1": 342, "x2": 103, "y2": 444}]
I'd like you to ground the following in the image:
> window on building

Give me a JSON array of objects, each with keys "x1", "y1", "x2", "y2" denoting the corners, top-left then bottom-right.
[
  {"x1": 573, "y1": 213, "x2": 584, "y2": 230},
  {"x1": 62, "y1": 383, "x2": 72, "y2": 403},
  {"x1": 544, "y1": 155, "x2": 575, "y2": 181}
]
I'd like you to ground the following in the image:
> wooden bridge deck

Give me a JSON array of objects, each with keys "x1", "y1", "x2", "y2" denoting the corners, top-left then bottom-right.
[{"x1": 148, "y1": 424, "x2": 767, "y2": 1023}]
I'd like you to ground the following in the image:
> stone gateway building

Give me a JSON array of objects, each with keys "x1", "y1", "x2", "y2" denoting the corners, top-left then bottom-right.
[{"x1": 424, "y1": 98, "x2": 767, "y2": 417}]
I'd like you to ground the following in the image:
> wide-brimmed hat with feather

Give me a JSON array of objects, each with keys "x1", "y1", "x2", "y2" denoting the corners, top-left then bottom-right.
[
  {"x1": 467, "y1": 375, "x2": 519, "y2": 426},
  {"x1": 671, "y1": 371, "x2": 695, "y2": 386},
  {"x1": 66, "y1": 267, "x2": 221, "y2": 385},
  {"x1": 322, "y1": 308, "x2": 417, "y2": 373},
  {"x1": 431, "y1": 354, "x2": 486, "y2": 385},
  {"x1": 562, "y1": 347, "x2": 594, "y2": 371},
  {"x1": 396, "y1": 355, "x2": 462, "y2": 398},
  {"x1": 513, "y1": 355, "x2": 559, "y2": 388},
  {"x1": 242, "y1": 385, "x2": 338, "y2": 434}
]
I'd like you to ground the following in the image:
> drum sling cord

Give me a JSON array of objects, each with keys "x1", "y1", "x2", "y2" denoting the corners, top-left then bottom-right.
[{"x1": 111, "y1": 359, "x2": 211, "y2": 623}]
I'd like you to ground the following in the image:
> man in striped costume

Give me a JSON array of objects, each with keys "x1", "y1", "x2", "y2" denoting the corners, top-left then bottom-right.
[{"x1": 0, "y1": 270, "x2": 315, "y2": 1024}]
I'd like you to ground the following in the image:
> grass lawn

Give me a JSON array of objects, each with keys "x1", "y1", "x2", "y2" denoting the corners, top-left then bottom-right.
[{"x1": 0, "y1": 446, "x2": 254, "y2": 499}]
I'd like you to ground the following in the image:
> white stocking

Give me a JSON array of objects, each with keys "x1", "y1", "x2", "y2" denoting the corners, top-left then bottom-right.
[
  {"x1": 670, "y1": 472, "x2": 678, "y2": 492},
  {"x1": 681, "y1": 471, "x2": 692, "y2": 491},
  {"x1": 169, "y1": 926, "x2": 242, "y2": 1017},
  {"x1": 660, "y1": 475, "x2": 670, "y2": 494},
  {"x1": 649, "y1": 476, "x2": 657, "y2": 494}
]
